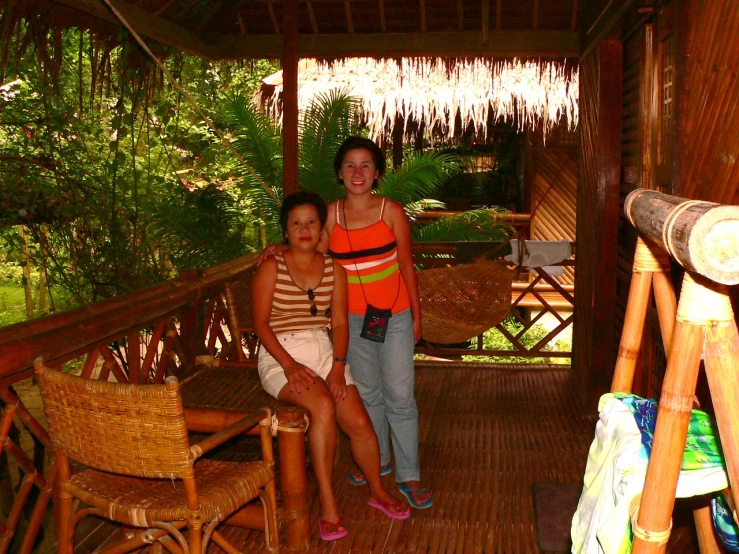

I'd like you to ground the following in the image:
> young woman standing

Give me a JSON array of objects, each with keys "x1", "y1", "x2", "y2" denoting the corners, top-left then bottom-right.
[{"x1": 323, "y1": 137, "x2": 433, "y2": 509}]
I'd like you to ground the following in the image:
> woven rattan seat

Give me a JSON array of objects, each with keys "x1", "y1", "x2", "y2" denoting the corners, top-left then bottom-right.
[{"x1": 35, "y1": 362, "x2": 279, "y2": 553}]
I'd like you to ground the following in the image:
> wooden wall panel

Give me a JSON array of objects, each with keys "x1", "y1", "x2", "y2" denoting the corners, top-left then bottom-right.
[
  {"x1": 572, "y1": 52, "x2": 599, "y2": 403},
  {"x1": 675, "y1": 0, "x2": 739, "y2": 202},
  {"x1": 529, "y1": 127, "x2": 578, "y2": 285},
  {"x1": 573, "y1": 40, "x2": 623, "y2": 407}
]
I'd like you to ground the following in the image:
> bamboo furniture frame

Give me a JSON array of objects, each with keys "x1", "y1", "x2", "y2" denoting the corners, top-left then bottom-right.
[
  {"x1": 180, "y1": 358, "x2": 312, "y2": 551},
  {"x1": 34, "y1": 361, "x2": 279, "y2": 553},
  {"x1": 610, "y1": 190, "x2": 739, "y2": 554},
  {"x1": 224, "y1": 277, "x2": 259, "y2": 361}
]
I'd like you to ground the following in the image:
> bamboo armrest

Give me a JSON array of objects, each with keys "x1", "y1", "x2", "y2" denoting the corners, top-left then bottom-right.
[{"x1": 190, "y1": 408, "x2": 269, "y2": 459}]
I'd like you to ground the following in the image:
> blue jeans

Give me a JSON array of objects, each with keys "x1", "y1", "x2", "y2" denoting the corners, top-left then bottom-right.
[{"x1": 347, "y1": 309, "x2": 420, "y2": 482}]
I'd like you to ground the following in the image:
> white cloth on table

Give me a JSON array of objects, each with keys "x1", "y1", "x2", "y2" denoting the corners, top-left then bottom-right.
[
  {"x1": 504, "y1": 239, "x2": 571, "y2": 276},
  {"x1": 571, "y1": 394, "x2": 728, "y2": 554}
]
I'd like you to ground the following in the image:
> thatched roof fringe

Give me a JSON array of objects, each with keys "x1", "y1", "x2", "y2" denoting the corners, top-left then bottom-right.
[{"x1": 265, "y1": 57, "x2": 578, "y2": 143}]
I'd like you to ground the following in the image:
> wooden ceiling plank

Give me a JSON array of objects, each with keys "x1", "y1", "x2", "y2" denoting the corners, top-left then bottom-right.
[
  {"x1": 344, "y1": 0, "x2": 354, "y2": 33},
  {"x1": 495, "y1": 0, "x2": 501, "y2": 31},
  {"x1": 457, "y1": 0, "x2": 464, "y2": 31},
  {"x1": 216, "y1": 30, "x2": 579, "y2": 58},
  {"x1": 268, "y1": 1, "x2": 281, "y2": 34},
  {"x1": 379, "y1": 0, "x2": 387, "y2": 33},
  {"x1": 482, "y1": 0, "x2": 489, "y2": 45},
  {"x1": 420, "y1": 0, "x2": 426, "y2": 32},
  {"x1": 200, "y1": 0, "x2": 249, "y2": 43},
  {"x1": 51, "y1": 0, "x2": 217, "y2": 59},
  {"x1": 306, "y1": 1, "x2": 320, "y2": 34},
  {"x1": 533, "y1": 0, "x2": 538, "y2": 30}
]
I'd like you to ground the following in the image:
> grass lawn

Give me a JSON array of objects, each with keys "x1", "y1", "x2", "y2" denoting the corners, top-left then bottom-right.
[{"x1": 0, "y1": 285, "x2": 28, "y2": 327}]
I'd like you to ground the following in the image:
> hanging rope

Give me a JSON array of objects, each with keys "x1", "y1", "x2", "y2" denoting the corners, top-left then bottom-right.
[{"x1": 99, "y1": 0, "x2": 281, "y2": 205}]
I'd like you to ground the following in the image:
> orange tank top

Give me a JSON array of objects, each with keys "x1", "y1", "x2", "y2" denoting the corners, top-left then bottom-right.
[{"x1": 328, "y1": 199, "x2": 410, "y2": 316}]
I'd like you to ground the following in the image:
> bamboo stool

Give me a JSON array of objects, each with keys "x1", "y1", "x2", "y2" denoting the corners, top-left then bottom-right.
[{"x1": 617, "y1": 190, "x2": 739, "y2": 554}]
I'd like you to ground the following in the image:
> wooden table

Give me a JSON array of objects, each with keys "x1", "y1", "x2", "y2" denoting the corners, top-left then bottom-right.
[{"x1": 180, "y1": 361, "x2": 310, "y2": 551}]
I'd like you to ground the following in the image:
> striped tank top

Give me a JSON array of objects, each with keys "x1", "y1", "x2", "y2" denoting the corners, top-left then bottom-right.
[
  {"x1": 269, "y1": 252, "x2": 333, "y2": 334},
  {"x1": 328, "y1": 199, "x2": 410, "y2": 316}
]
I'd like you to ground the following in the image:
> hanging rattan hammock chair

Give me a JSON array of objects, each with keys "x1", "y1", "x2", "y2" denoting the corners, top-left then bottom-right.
[{"x1": 416, "y1": 258, "x2": 513, "y2": 344}]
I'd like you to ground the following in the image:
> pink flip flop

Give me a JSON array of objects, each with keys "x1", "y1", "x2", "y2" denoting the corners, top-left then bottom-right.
[
  {"x1": 367, "y1": 498, "x2": 411, "y2": 520},
  {"x1": 318, "y1": 517, "x2": 349, "y2": 541}
]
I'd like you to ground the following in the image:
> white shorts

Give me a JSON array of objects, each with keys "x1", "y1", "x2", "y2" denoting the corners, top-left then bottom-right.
[{"x1": 257, "y1": 327, "x2": 355, "y2": 398}]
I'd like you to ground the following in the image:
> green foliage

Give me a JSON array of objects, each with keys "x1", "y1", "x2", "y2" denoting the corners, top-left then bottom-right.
[
  {"x1": 0, "y1": 26, "x2": 278, "y2": 306},
  {"x1": 463, "y1": 315, "x2": 571, "y2": 364},
  {"x1": 0, "y1": 286, "x2": 27, "y2": 327}
]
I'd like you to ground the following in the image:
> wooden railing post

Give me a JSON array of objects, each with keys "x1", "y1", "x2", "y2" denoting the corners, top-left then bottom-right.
[{"x1": 178, "y1": 269, "x2": 205, "y2": 374}]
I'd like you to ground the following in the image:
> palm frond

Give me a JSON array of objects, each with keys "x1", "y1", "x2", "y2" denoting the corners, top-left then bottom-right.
[
  {"x1": 411, "y1": 209, "x2": 514, "y2": 243},
  {"x1": 219, "y1": 95, "x2": 283, "y2": 192},
  {"x1": 299, "y1": 89, "x2": 361, "y2": 201},
  {"x1": 379, "y1": 152, "x2": 461, "y2": 205},
  {"x1": 150, "y1": 184, "x2": 250, "y2": 271}
]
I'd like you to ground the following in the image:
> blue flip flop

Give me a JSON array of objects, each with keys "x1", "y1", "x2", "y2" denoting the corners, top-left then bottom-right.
[
  {"x1": 399, "y1": 483, "x2": 434, "y2": 509},
  {"x1": 348, "y1": 462, "x2": 392, "y2": 485}
]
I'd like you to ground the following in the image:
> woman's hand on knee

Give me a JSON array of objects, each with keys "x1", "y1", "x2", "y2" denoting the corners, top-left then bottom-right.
[
  {"x1": 284, "y1": 362, "x2": 317, "y2": 395},
  {"x1": 326, "y1": 367, "x2": 347, "y2": 403}
]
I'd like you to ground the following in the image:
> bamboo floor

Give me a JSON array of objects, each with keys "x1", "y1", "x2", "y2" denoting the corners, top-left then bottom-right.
[{"x1": 51, "y1": 362, "x2": 599, "y2": 553}]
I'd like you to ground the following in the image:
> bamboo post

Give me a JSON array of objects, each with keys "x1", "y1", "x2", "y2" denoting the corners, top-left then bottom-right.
[
  {"x1": 611, "y1": 237, "x2": 672, "y2": 392},
  {"x1": 702, "y1": 290, "x2": 739, "y2": 521},
  {"x1": 631, "y1": 273, "x2": 715, "y2": 554},
  {"x1": 276, "y1": 406, "x2": 310, "y2": 551}
]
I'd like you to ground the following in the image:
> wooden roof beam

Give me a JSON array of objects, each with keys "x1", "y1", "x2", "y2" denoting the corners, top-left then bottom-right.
[
  {"x1": 379, "y1": 0, "x2": 387, "y2": 32},
  {"x1": 495, "y1": 0, "x2": 501, "y2": 31},
  {"x1": 420, "y1": 0, "x2": 426, "y2": 32},
  {"x1": 268, "y1": 1, "x2": 280, "y2": 34},
  {"x1": 306, "y1": 1, "x2": 320, "y2": 33},
  {"x1": 581, "y1": 0, "x2": 636, "y2": 59},
  {"x1": 200, "y1": 0, "x2": 249, "y2": 43},
  {"x1": 571, "y1": 0, "x2": 579, "y2": 31},
  {"x1": 344, "y1": 0, "x2": 354, "y2": 33},
  {"x1": 482, "y1": 0, "x2": 489, "y2": 44},
  {"x1": 51, "y1": 0, "x2": 219, "y2": 59},
  {"x1": 457, "y1": 0, "x2": 464, "y2": 31},
  {"x1": 215, "y1": 30, "x2": 579, "y2": 58},
  {"x1": 533, "y1": 0, "x2": 538, "y2": 30}
]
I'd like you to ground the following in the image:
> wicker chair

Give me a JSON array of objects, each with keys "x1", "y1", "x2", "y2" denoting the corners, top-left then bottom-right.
[
  {"x1": 35, "y1": 361, "x2": 279, "y2": 554},
  {"x1": 224, "y1": 274, "x2": 260, "y2": 361}
]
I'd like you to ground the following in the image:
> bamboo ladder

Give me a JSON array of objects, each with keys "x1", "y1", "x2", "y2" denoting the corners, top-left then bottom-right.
[{"x1": 609, "y1": 189, "x2": 739, "y2": 554}]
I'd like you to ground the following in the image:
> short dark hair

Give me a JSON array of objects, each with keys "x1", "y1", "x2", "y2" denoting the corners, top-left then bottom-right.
[
  {"x1": 280, "y1": 191, "x2": 328, "y2": 238},
  {"x1": 333, "y1": 136, "x2": 386, "y2": 189}
]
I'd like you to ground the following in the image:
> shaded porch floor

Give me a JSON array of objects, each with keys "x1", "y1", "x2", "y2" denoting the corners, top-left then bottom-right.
[{"x1": 62, "y1": 362, "x2": 597, "y2": 553}]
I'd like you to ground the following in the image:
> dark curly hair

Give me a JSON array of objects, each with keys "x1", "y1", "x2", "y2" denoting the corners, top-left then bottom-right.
[
  {"x1": 280, "y1": 191, "x2": 328, "y2": 240},
  {"x1": 333, "y1": 136, "x2": 386, "y2": 189}
]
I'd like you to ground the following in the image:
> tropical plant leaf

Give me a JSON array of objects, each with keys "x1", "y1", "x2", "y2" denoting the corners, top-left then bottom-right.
[
  {"x1": 150, "y1": 183, "x2": 251, "y2": 271},
  {"x1": 411, "y1": 209, "x2": 514, "y2": 243},
  {"x1": 219, "y1": 95, "x2": 283, "y2": 193},
  {"x1": 379, "y1": 152, "x2": 461, "y2": 205},
  {"x1": 299, "y1": 89, "x2": 360, "y2": 201}
]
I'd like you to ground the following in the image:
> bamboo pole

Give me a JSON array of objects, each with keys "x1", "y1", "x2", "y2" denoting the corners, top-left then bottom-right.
[
  {"x1": 702, "y1": 299, "x2": 739, "y2": 521},
  {"x1": 611, "y1": 238, "x2": 673, "y2": 392},
  {"x1": 631, "y1": 274, "x2": 711, "y2": 554},
  {"x1": 276, "y1": 406, "x2": 310, "y2": 550}
]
